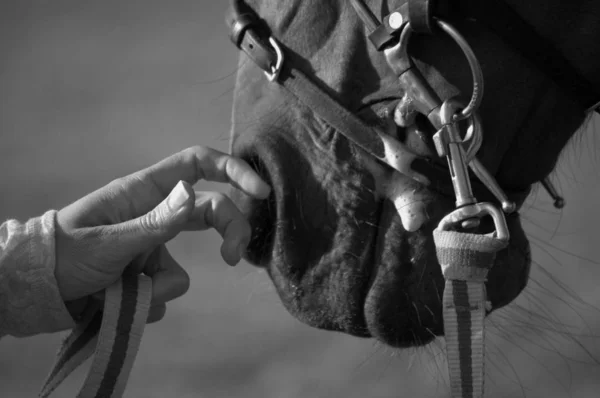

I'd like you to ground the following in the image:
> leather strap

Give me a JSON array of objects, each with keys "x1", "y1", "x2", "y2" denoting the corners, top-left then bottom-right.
[
  {"x1": 227, "y1": 0, "x2": 275, "y2": 72},
  {"x1": 39, "y1": 274, "x2": 152, "y2": 398},
  {"x1": 408, "y1": 0, "x2": 436, "y2": 34},
  {"x1": 228, "y1": 1, "x2": 428, "y2": 185},
  {"x1": 355, "y1": 0, "x2": 600, "y2": 114},
  {"x1": 350, "y1": 0, "x2": 407, "y2": 50},
  {"x1": 227, "y1": 0, "x2": 531, "y2": 211}
]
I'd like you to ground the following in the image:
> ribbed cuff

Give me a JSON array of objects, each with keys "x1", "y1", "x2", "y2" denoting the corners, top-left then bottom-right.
[{"x1": 0, "y1": 211, "x2": 75, "y2": 337}]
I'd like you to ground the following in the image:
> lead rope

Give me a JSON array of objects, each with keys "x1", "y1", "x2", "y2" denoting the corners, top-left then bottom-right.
[
  {"x1": 433, "y1": 229, "x2": 508, "y2": 398},
  {"x1": 39, "y1": 273, "x2": 152, "y2": 398}
]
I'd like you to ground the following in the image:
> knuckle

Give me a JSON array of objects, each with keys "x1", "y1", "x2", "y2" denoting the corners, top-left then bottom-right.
[
  {"x1": 182, "y1": 145, "x2": 209, "y2": 166},
  {"x1": 182, "y1": 146, "x2": 208, "y2": 181},
  {"x1": 184, "y1": 145, "x2": 207, "y2": 155},
  {"x1": 105, "y1": 177, "x2": 129, "y2": 196},
  {"x1": 211, "y1": 192, "x2": 228, "y2": 206},
  {"x1": 138, "y1": 210, "x2": 163, "y2": 234}
]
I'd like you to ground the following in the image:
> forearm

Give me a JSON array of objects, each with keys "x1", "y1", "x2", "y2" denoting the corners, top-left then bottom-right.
[{"x1": 0, "y1": 210, "x2": 75, "y2": 338}]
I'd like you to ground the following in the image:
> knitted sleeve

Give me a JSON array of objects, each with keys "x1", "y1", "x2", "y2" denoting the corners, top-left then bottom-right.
[{"x1": 0, "y1": 210, "x2": 75, "y2": 338}]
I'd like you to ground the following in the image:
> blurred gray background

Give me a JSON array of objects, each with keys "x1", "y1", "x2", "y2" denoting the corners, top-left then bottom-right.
[{"x1": 0, "y1": 1, "x2": 598, "y2": 397}]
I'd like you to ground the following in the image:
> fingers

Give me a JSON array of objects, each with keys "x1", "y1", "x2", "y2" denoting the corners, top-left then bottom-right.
[
  {"x1": 132, "y1": 146, "x2": 271, "y2": 200},
  {"x1": 109, "y1": 181, "x2": 196, "y2": 252},
  {"x1": 127, "y1": 245, "x2": 191, "y2": 304},
  {"x1": 146, "y1": 303, "x2": 167, "y2": 324},
  {"x1": 142, "y1": 247, "x2": 187, "y2": 325},
  {"x1": 184, "y1": 191, "x2": 252, "y2": 266},
  {"x1": 89, "y1": 245, "x2": 185, "y2": 325},
  {"x1": 142, "y1": 246, "x2": 190, "y2": 305}
]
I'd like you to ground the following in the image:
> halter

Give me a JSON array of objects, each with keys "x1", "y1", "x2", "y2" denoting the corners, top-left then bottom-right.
[
  {"x1": 225, "y1": 1, "x2": 595, "y2": 396},
  {"x1": 37, "y1": 1, "x2": 599, "y2": 397},
  {"x1": 350, "y1": 2, "x2": 509, "y2": 396}
]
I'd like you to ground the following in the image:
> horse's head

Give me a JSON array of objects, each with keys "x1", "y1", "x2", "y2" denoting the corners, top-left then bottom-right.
[{"x1": 227, "y1": 0, "x2": 600, "y2": 348}]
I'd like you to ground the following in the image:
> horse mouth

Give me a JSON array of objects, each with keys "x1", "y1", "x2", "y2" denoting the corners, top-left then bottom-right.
[
  {"x1": 227, "y1": 52, "x2": 535, "y2": 347},
  {"x1": 230, "y1": 117, "x2": 532, "y2": 349}
]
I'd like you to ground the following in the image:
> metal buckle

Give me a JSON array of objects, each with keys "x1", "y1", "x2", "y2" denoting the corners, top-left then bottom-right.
[{"x1": 264, "y1": 37, "x2": 284, "y2": 82}]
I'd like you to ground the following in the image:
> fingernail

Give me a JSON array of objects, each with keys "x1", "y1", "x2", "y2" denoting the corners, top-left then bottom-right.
[{"x1": 167, "y1": 181, "x2": 189, "y2": 211}]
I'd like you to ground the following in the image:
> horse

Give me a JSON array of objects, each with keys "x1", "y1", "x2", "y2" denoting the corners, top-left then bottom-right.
[
  {"x1": 25, "y1": 1, "x2": 599, "y2": 396},
  {"x1": 227, "y1": 0, "x2": 600, "y2": 384}
]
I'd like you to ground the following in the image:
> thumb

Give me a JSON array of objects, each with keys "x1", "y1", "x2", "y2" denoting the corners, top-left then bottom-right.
[{"x1": 105, "y1": 180, "x2": 195, "y2": 252}]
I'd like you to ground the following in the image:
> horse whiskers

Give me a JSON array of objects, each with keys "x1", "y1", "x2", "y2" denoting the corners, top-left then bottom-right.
[
  {"x1": 423, "y1": 304, "x2": 435, "y2": 320},
  {"x1": 411, "y1": 301, "x2": 423, "y2": 327},
  {"x1": 530, "y1": 234, "x2": 600, "y2": 266},
  {"x1": 529, "y1": 260, "x2": 600, "y2": 317}
]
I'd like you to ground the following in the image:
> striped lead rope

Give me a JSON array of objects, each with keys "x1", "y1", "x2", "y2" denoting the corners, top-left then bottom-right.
[
  {"x1": 39, "y1": 273, "x2": 152, "y2": 398},
  {"x1": 433, "y1": 229, "x2": 508, "y2": 398}
]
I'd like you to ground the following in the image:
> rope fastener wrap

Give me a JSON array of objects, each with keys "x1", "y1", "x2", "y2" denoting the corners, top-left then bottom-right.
[{"x1": 434, "y1": 203, "x2": 509, "y2": 398}]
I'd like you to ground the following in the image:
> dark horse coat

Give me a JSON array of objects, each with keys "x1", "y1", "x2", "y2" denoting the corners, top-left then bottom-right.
[{"x1": 228, "y1": 0, "x2": 600, "y2": 348}]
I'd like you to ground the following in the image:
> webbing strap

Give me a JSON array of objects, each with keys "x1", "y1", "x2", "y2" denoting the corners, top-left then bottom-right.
[
  {"x1": 39, "y1": 274, "x2": 152, "y2": 398},
  {"x1": 433, "y1": 229, "x2": 507, "y2": 398}
]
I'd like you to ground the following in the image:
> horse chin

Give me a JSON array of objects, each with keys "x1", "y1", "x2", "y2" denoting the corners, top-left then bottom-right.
[{"x1": 230, "y1": 120, "x2": 533, "y2": 349}]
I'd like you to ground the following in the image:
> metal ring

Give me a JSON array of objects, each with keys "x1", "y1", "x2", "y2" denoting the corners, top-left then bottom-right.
[
  {"x1": 438, "y1": 98, "x2": 483, "y2": 163},
  {"x1": 463, "y1": 111, "x2": 483, "y2": 163},
  {"x1": 265, "y1": 37, "x2": 284, "y2": 82},
  {"x1": 437, "y1": 202, "x2": 510, "y2": 242},
  {"x1": 435, "y1": 19, "x2": 484, "y2": 122}
]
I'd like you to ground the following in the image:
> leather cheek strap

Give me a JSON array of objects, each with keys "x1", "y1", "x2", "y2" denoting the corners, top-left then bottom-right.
[
  {"x1": 408, "y1": 0, "x2": 437, "y2": 34},
  {"x1": 227, "y1": 4, "x2": 277, "y2": 74}
]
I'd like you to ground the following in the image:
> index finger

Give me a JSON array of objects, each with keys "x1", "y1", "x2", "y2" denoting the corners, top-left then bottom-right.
[{"x1": 133, "y1": 146, "x2": 271, "y2": 199}]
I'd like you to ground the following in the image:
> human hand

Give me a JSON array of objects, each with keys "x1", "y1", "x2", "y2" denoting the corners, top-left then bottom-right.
[{"x1": 55, "y1": 146, "x2": 270, "y2": 322}]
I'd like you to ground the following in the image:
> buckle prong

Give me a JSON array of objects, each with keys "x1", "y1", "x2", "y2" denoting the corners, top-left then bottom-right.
[{"x1": 265, "y1": 37, "x2": 284, "y2": 82}]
